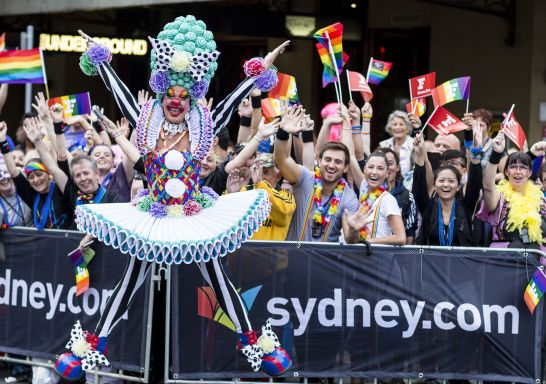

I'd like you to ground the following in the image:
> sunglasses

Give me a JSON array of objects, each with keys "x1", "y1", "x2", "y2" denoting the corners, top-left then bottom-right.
[{"x1": 507, "y1": 164, "x2": 530, "y2": 172}]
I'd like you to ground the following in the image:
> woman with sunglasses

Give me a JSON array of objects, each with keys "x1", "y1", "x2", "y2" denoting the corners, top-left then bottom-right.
[
  {"x1": 55, "y1": 18, "x2": 291, "y2": 379},
  {"x1": 478, "y1": 133, "x2": 546, "y2": 251}
]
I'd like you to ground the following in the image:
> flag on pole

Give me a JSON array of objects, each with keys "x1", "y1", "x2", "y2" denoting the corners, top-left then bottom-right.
[
  {"x1": 314, "y1": 22, "x2": 349, "y2": 88},
  {"x1": 425, "y1": 106, "x2": 467, "y2": 136},
  {"x1": 0, "y1": 33, "x2": 5, "y2": 51},
  {"x1": 409, "y1": 72, "x2": 436, "y2": 99},
  {"x1": 0, "y1": 48, "x2": 45, "y2": 84},
  {"x1": 406, "y1": 98, "x2": 426, "y2": 117},
  {"x1": 431, "y1": 76, "x2": 471, "y2": 108},
  {"x1": 502, "y1": 107, "x2": 526, "y2": 149},
  {"x1": 268, "y1": 73, "x2": 299, "y2": 104},
  {"x1": 366, "y1": 58, "x2": 392, "y2": 85},
  {"x1": 524, "y1": 268, "x2": 546, "y2": 314},
  {"x1": 47, "y1": 92, "x2": 92, "y2": 117},
  {"x1": 347, "y1": 70, "x2": 373, "y2": 102}
]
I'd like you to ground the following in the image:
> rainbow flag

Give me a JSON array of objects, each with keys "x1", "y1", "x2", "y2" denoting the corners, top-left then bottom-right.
[
  {"x1": 0, "y1": 48, "x2": 45, "y2": 84},
  {"x1": 524, "y1": 268, "x2": 546, "y2": 314},
  {"x1": 47, "y1": 92, "x2": 92, "y2": 117},
  {"x1": 269, "y1": 73, "x2": 299, "y2": 104},
  {"x1": 431, "y1": 76, "x2": 471, "y2": 108},
  {"x1": 0, "y1": 33, "x2": 5, "y2": 51},
  {"x1": 367, "y1": 58, "x2": 392, "y2": 85},
  {"x1": 314, "y1": 22, "x2": 349, "y2": 88},
  {"x1": 261, "y1": 98, "x2": 282, "y2": 120},
  {"x1": 68, "y1": 247, "x2": 95, "y2": 296}
]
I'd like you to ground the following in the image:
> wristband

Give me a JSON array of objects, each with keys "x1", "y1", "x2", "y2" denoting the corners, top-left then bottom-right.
[
  {"x1": 361, "y1": 131, "x2": 370, "y2": 135},
  {"x1": 53, "y1": 122, "x2": 64, "y2": 135},
  {"x1": 526, "y1": 150, "x2": 537, "y2": 161},
  {"x1": 112, "y1": 132, "x2": 123, "y2": 139},
  {"x1": 301, "y1": 130, "x2": 314, "y2": 143},
  {"x1": 92, "y1": 121, "x2": 104, "y2": 133},
  {"x1": 464, "y1": 129, "x2": 473, "y2": 143},
  {"x1": 0, "y1": 140, "x2": 9, "y2": 154},
  {"x1": 489, "y1": 150, "x2": 503, "y2": 165},
  {"x1": 252, "y1": 135, "x2": 262, "y2": 144},
  {"x1": 351, "y1": 125, "x2": 362, "y2": 134},
  {"x1": 251, "y1": 96, "x2": 262, "y2": 109},
  {"x1": 261, "y1": 91, "x2": 269, "y2": 99},
  {"x1": 276, "y1": 127, "x2": 290, "y2": 141},
  {"x1": 362, "y1": 113, "x2": 372, "y2": 120},
  {"x1": 464, "y1": 140, "x2": 473, "y2": 150},
  {"x1": 240, "y1": 115, "x2": 251, "y2": 127}
]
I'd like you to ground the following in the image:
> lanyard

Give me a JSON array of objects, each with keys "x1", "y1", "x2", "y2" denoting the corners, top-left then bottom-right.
[
  {"x1": 438, "y1": 198, "x2": 456, "y2": 246},
  {"x1": 101, "y1": 172, "x2": 113, "y2": 188},
  {"x1": 0, "y1": 194, "x2": 23, "y2": 227},
  {"x1": 34, "y1": 181, "x2": 55, "y2": 230}
]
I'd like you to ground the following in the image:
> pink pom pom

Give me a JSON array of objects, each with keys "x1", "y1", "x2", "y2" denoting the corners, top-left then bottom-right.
[
  {"x1": 183, "y1": 200, "x2": 203, "y2": 216},
  {"x1": 243, "y1": 57, "x2": 266, "y2": 77}
]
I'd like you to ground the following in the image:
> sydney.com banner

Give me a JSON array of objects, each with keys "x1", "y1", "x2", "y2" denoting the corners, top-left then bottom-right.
[
  {"x1": 171, "y1": 243, "x2": 545, "y2": 382},
  {"x1": 0, "y1": 228, "x2": 150, "y2": 372}
]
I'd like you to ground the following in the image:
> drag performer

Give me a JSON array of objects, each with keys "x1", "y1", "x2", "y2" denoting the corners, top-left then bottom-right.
[{"x1": 55, "y1": 15, "x2": 291, "y2": 379}]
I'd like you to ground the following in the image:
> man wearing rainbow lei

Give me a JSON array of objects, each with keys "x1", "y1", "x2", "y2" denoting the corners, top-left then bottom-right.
[{"x1": 54, "y1": 16, "x2": 292, "y2": 380}]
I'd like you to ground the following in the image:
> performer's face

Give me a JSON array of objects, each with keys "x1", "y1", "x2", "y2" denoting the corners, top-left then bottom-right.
[{"x1": 162, "y1": 86, "x2": 190, "y2": 124}]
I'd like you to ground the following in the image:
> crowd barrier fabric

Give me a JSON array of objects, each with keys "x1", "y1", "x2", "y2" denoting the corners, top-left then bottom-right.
[
  {"x1": 0, "y1": 228, "x2": 150, "y2": 373},
  {"x1": 170, "y1": 242, "x2": 545, "y2": 383}
]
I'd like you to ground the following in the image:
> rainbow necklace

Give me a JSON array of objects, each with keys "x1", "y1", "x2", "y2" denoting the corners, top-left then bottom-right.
[
  {"x1": 311, "y1": 167, "x2": 346, "y2": 226},
  {"x1": 358, "y1": 184, "x2": 386, "y2": 240}
]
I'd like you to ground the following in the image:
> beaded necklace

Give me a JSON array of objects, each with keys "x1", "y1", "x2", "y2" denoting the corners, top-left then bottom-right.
[{"x1": 311, "y1": 167, "x2": 346, "y2": 226}]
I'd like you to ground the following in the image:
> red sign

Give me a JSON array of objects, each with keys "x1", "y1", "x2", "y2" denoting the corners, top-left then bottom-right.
[
  {"x1": 502, "y1": 110, "x2": 526, "y2": 149},
  {"x1": 409, "y1": 72, "x2": 436, "y2": 99},
  {"x1": 426, "y1": 106, "x2": 467, "y2": 136}
]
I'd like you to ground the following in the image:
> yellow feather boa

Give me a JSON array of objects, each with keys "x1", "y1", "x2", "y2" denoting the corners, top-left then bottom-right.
[{"x1": 496, "y1": 180, "x2": 544, "y2": 244}]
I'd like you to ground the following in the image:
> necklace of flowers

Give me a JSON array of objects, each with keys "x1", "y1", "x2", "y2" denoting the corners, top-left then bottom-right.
[
  {"x1": 311, "y1": 167, "x2": 346, "y2": 226},
  {"x1": 358, "y1": 184, "x2": 387, "y2": 240}
]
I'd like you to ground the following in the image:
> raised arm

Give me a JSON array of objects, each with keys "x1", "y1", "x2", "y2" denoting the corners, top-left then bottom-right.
[
  {"x1": 225, "y1": 117, "x2": 279, "y2": 174},
  {"x1": 101, "y1": 116, "x2": 140, "y2": 184},
  {"x1": 24, "y1": 117, "x2": 68, "y2": 192},
  {"x1": 463, "y1": 119, "x2": 483, "y2": 210},
  {"x1": 211, "y1": 41, "x2": 290, "y2": 135},
  {"x1": 411, "y1": 133, "x2": 431, "y2": 215},
  {"x1": 483, "y1": 132, "x2": 504, "y2": 212},
  {"x1": 360, "y1": 102, "x2": 372, "y2": 158},
  {"x1": 300, "y1": 115, "x2": 315, "y2": 171},
  {"x1": 78, "y1": 31, "x2": 140, "y2": 128},
  {"x1": 0, "y1": 84, "x2": 8, "y2": 116},
  {"x1": 0, "y1": 122, "x2": 18, "y2": 177},
  {"x1": 274, "y1": 106, "x2": 304, "y2": 184}
]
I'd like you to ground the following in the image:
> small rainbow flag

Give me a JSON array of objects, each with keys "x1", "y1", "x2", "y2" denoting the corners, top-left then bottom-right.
[
  {"x1": 48, "y1": 92, "x2": 92, "y2": 117},
  {"x1": 0, "y1": 48, "x2": 45, "y2": 84},
  {"x1": 367, "y1": 58, "x2": 392, "y2": 85},
  {"x1": 524, "y1": 268, "x2": 546, "y2": 314},
  {"x1": 261, "y1": 98, "x2": 282, "y2": 120},
  {"x1": 314, "y1": 22, "x2": 349, "y2": 88},
  {"x1": 68, "y1": 247, "x2": 95, "y2": 296},
  {"x1": 406, "y1": 98, "x2": 426, "y2": 117},
  {"x1": 269, "y1": 73, "x2": 299, "y2": 104},
  {"x1": 431, "y1": 76, "x2": 471, "y2": 108}
]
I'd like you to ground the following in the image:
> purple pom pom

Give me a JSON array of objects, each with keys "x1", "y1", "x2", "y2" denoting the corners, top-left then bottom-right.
[
  {"x1": 136, "y1": 189, "x2": 149, "y2": 198},
  {"x1": 254, "y1": 69, "x2": 278, "y2": 92},
  {"x1": 201, "y1": 186, "x2": 219, "y2": 201},
  {"x1": 86, "y1": 45, "x2": 112, "y2": 65},
  {"x1": 149, "y1": 202, "x2": 167, "y2": 218},
  {"x1": 190, "y1": 80, "x2": 209, "y2": 99},
  {"x1": 149, "y1": 71, "x2": 170, "y2": 94}
]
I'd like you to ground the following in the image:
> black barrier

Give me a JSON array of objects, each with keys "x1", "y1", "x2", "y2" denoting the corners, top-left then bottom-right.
[
  {"x1": 0, "y1": 228, "x2": 150, "y2": 373},
  {"x1": 170, "y1": 242, "x2": 545, "y2": 383}
]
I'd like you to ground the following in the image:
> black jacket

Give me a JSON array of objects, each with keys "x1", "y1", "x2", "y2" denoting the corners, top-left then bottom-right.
[{"x1": 412, "y1": 163, "x2": 482, "y2": 246}]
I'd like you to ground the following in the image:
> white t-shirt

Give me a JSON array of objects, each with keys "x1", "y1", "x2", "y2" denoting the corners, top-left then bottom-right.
[{"x1": 358, "y1": 182, "x2": 401, "y2": 239}]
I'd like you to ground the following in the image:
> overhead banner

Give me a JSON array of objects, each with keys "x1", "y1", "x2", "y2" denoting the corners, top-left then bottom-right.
[
  {"x1": 0, "y1": 228, "x2": 150, "y2": 372},
  {"x1": 170, "y1": 243, "x2": 545, "y2": 382}
]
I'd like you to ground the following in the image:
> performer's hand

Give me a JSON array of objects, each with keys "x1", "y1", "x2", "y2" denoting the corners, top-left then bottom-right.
[
  {"x1": 263, "y1": 40, "x2": 290, "y2": 69},
  {"x1": 197, "y1": 97, "x2": 213, "y2": 110},
  {"x1": 137, "y1": 90, "x2": 152, "y2": 107},
  {"x1": 78, "y1": 30, "x2": 98, "y2": 49}
]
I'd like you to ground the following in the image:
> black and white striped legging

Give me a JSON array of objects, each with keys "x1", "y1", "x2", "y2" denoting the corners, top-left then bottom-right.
[{"x1": 95, "y1": 257, "x2": 251, "y2": 338}]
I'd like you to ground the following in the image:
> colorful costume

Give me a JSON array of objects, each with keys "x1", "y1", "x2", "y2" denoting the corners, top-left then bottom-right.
[{"x1": 56, "y1": 15, "x2": 291, "y2": 379}]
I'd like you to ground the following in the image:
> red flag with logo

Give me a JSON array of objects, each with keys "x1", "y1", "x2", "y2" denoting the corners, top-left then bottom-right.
[
  {"x1": 502, "y1": 109, "x2": 526, "y2": 149},
  {"x1": 347, "y1": 70, "x2": 373, "y2": 102},
  {"x1": 426, "y1": 106, "x2": 467, "y2": 136},
  {"x1": 409, "y1": 72, "x2": 436, "y2": 99}
]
